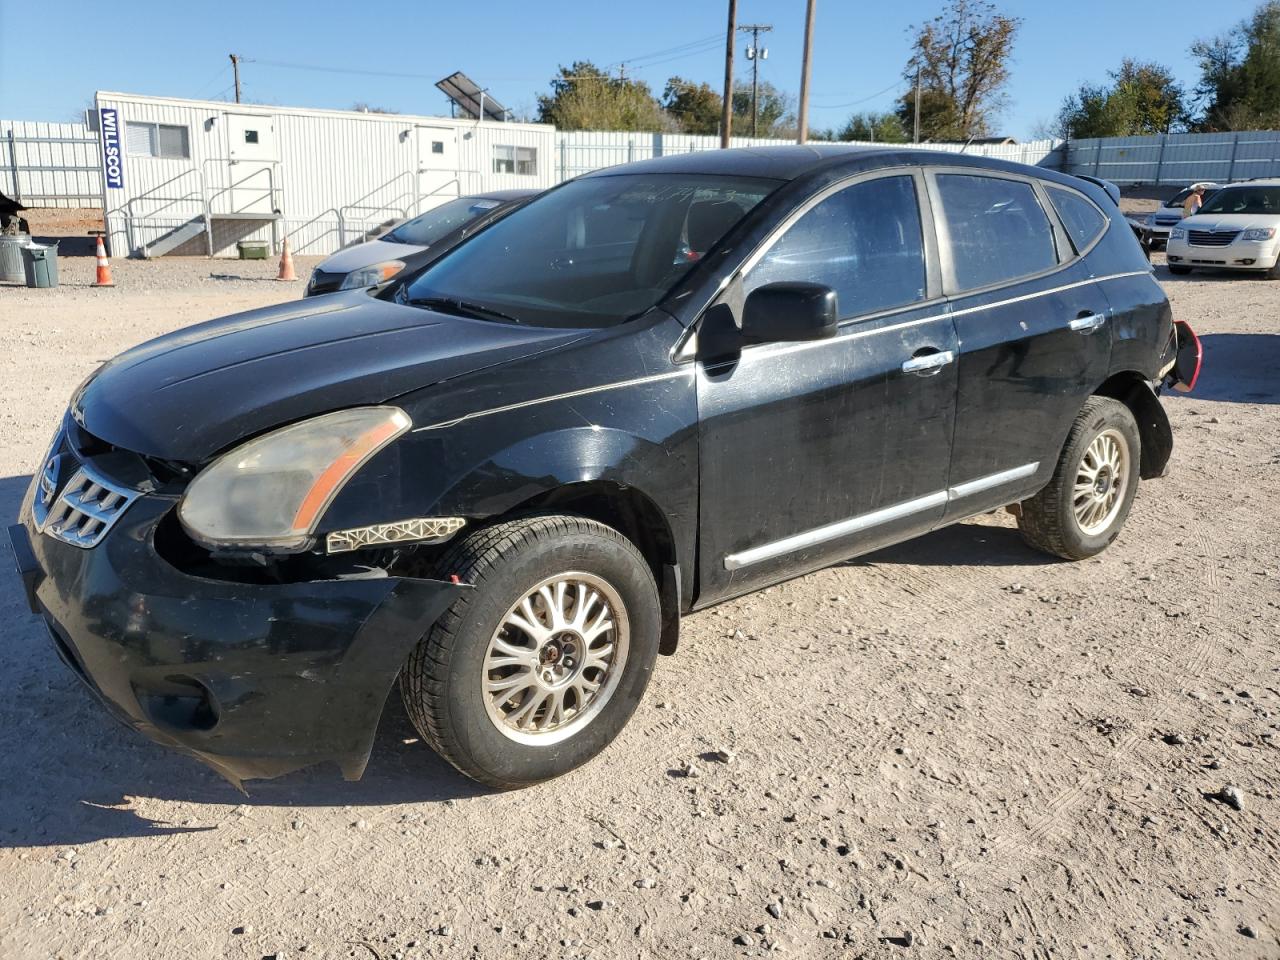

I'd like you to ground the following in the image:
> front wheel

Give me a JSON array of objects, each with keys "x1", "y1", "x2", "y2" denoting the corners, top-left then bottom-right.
[
  {"x1": 1017, "y1": 397, "x2": 1141, "y2": 560},
  {"x1": 400, "y1": 514, "x2": 661, "y2": 788}
]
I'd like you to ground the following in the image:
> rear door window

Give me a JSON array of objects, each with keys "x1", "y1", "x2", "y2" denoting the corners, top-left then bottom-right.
[
  {"x1": 934, "y1": 174, "x2": 1058, "y2": 292},
  {"x1": 746, "y1": 174, "x2": 927, "y2": 319},
  {"x1": 1047, "y1": 186, "x2": 1107, "y2": 253}
]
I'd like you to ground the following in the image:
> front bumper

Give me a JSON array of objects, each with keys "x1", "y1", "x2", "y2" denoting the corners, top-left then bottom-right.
[
  {"x1": 1166, "y1": 238, "x2": 1280, "y2": 270},
  {"x1": 8, "y1": 488, "x2": 466, "y2": 787}
]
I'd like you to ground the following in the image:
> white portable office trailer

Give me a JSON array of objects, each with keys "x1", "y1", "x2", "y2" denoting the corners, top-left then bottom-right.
[{"x1": 93, "y1": 91, "x2": 557, "y2": 258}]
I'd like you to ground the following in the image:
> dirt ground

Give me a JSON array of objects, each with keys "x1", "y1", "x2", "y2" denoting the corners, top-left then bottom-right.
[{"x1": 1, "y1": 220, "x2": 1278, "y2": 960}]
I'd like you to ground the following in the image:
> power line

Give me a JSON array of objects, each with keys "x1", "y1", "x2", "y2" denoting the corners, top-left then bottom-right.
[
  {"x1": 812, "y1": 78, "x2": 907, "y2": 110},
  {"x1": 606, "y1": 32, "x2": 726, "y2": 70}
]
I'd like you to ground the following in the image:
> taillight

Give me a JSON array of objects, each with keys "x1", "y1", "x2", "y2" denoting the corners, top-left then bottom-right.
[{"x1": 1169, "y1": 319, "x2": 1202, "y2": 393}]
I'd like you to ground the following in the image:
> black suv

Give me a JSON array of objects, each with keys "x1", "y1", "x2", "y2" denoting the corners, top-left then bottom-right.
[{"x1": 10, "y1": 147, "x2": 1199, "y2": 789}]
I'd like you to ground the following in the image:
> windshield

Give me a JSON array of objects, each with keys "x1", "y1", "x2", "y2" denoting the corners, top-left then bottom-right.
[
  {"x1": 400, "y1": 173, "x2": 779, "y2": 327},
  {"x1": 384, "y1": 196, "x2": 505, "y2": 246},
  {"x1": 1198, "y1": 186, "x2": 1280, "y2": 217}
]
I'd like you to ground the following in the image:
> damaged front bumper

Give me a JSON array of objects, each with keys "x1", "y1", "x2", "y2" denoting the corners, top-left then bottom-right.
[{"x1": 8, "y1": 488, "x2": 466, "y2": 788}]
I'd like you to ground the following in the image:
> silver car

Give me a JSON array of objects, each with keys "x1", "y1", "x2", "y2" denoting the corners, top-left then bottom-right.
[{"x1": 305, "y1": 189, "x2": 538, "y2": 296}]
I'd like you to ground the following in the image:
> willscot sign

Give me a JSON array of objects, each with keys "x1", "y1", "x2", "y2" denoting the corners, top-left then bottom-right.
[{"x1": 99, "y1": 108, "x2": 124, "y2": 189}]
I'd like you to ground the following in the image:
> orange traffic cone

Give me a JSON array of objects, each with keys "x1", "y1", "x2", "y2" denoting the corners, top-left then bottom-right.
[
  {"x1": 277, "y1": 238, "x2": 296, "y2": 281},
  {"x1": 92, "y1": 236, "x2": 114, "y2": 288}
]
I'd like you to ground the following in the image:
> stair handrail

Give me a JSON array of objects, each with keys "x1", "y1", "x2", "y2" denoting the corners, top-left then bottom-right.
[{"x1": 281, "y1": 207, "x2": 346, "y2": 254}]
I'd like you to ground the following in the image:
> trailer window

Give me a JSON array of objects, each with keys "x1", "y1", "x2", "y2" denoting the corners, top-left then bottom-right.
[
  {"x1": 126, "y1": 122, "x2": 190, "y2": 159},
  {"x1": 494, "y1": 145, "x2": 537, "y2": 176}
]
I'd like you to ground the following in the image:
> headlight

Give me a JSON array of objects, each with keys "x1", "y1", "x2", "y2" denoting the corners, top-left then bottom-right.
[
  {"x1": 1170, "y1": 227, "x2": 1186, "y2": 241},
  {"x1": 178, "y1": 407, "x2": 411, "y2": 551},
  {"x1": 1242, "y1": 227, "x2": 1276, "y2": 241},
  {"x1": 339, "y1": 260, "x2": 406, "y2": 289}
]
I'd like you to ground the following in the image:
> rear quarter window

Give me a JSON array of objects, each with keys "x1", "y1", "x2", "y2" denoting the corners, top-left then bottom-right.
[
  {"x1": 934, "y1": 174, "x2": 1058, "y2": 292},
  {"x1": 1047, "y1": 186, "x2": 1107, "y2": 254}
]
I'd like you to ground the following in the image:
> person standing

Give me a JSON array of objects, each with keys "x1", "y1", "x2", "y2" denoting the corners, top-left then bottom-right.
[{"x1": 1183, "y1": 185, "x2": 1206, "y2": 218}]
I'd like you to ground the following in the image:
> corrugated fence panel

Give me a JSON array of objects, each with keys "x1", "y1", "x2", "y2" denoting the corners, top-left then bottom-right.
[
  {"x1": 1066, "y1": 131, "x2": 1280, "y2": 184},
  {"x1": 0, "y1": 120, "x2": 103, "y2": 208}
]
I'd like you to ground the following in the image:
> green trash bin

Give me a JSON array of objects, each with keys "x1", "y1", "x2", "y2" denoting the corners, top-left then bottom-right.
[{"x1": 20, "y1": 242, "x2": 59, "y2": 288}]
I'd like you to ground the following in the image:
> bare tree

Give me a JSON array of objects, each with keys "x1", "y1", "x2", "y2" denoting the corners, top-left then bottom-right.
[{"x1": 897, "y1": 0, "x2": 1021, "y2": 140}]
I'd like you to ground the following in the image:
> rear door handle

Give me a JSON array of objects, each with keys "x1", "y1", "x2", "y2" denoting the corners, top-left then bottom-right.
[
  {"x1": 1069, "y1": 313, "x2": 1107, "y2": 334},
  {"x1": 901, "y1": 350, "x2": 955, "y2": 376}
]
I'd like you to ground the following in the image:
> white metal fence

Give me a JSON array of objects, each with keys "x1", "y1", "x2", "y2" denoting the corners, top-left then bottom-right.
[
  {"x1": 555, "y1": 132, "x2": 1064, "y2": 181},
  {"x1": 1064, "y1": 131, "x2": 1280, "y2": 185},
  {"x1": 0, "y1": 120, "x2": 102, "y2": 207}
]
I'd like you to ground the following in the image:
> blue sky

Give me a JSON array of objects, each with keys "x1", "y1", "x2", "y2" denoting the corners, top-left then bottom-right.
[{"x1": 0, "y1": 0, "x2": 1259, "y2": 138}]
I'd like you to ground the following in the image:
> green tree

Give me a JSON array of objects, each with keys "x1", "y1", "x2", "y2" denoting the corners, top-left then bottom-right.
[
  {"x1": 1192, "y1": 1, "x2": 1280, "y2": 130},
  {"x1": 1054, "y1": 60, "x2": 1188, "y2": 138},
  {"x1": 663, "y1": 77, "x2": 722, "y2": 135},
  {"x1": 896, "y1": 0, "x2": 1020, "y2": 140},
  {"x1": 731, "y1": 80, "x2": 796, "y2": 138},
  {"x1": 836, "y1": 111, "x2": 909, "y2": 142},
  {"x1": 537, "y1": 61, "x2": 671, "y2": 131}
]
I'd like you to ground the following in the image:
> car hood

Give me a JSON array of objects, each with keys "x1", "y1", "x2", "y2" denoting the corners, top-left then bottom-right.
[
  {"x1": 314, "y1": 237, "x2": 428, "y2": 275},
  {"x1": 1181, "y1": 213, "x2": 1275, "y2": 231},
  {"x1": 72, "y1": 293, "x2": 584, "y2": 463}
]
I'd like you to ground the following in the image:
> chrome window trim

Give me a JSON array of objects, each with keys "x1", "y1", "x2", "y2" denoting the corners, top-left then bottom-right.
[
  {"x1": 717, "y1": 271, "x2": 1148, "y2": 368},
  {"x1": 723, "y1": 462, "x2": 1040, "y2": 570}
]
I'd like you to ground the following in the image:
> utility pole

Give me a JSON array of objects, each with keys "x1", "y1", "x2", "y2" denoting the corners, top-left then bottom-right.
[
  {"x1": 230, "y1": 53, "x2": 242, "y2": 104},
  {"x1": 796, "y1": 1, "x2": 815, "y2": 144},
  {"x1": 739, "y1": 23, "x2": 773, "y2": 138},
  {"x1": 913, "y1": 67, "x2": 921, "y2": 143},
  {"x1": 720, "y1": 0, "x2": 737, "y2": 148}
]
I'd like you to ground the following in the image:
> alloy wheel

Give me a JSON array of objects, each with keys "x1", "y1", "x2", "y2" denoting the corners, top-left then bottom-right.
[
  {"x1": 481, "y1": 572, "x2": 629, "y2": 745},
  {"x1": 1072, "y1": 428, "x2": 1130, "y2": 536}
]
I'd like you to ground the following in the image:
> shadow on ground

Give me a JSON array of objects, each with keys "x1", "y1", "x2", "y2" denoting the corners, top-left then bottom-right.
[
  {"x1": 849, "y1": 516, "x2": 1060, "y2": 568},
  {"x1": 0, "y1": 474, "x2": 485, "y2": 850},
  {"x1": 1165, "y1": 333, "x2": 1280, "y2": 405}
]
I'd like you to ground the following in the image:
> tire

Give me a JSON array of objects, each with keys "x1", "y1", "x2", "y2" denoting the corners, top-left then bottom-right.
[
  {"x1": 1017, "y1": 397, "x2": 1141, "y2": 561},
  {"x1": 1264, "y1": 259, "x2": 1280, "y2": 280},
  {"x1": 1167, "y1": 265, "x2": 1193, "y2": 276},
  {"x1": 400, "y1": 514, "x2": 661, "y2": 788}
]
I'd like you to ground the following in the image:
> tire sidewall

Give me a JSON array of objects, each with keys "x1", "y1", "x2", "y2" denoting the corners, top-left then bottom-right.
[
  {"x1": 1057, "y1": 402, "x2": 1141, "y2": 556},
  {"x1": 436, "y1": 528, "x2": 660, "y2": 786}
]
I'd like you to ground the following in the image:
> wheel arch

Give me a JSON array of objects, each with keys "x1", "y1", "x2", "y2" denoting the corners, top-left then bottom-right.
[
  {"x1": 1093, "y1": 371, "x2": 1172, "y2": 480},
  {"x1": 506, "y1": 480, "x2": 684, "y2": 655}
]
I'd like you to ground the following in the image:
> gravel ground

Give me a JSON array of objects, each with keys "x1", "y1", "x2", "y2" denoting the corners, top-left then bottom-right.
[{"x1": 1, "y1": 239, "x2": 1278, "y2": 960}]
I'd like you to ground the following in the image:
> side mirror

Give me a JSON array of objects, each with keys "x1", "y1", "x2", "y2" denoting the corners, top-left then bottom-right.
[{"x1": 741, "y1": 282, "x2": 838, "y2": 343}]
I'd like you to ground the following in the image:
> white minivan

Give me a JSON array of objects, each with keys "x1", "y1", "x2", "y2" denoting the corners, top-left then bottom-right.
[{"x1": 1166, "y1": 180, "x2": 1280, "y2": 278}]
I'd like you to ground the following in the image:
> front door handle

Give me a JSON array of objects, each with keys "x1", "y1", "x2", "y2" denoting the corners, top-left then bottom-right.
[
  {"x1": 901, "y1": 349, "x2": 955, "y2": 376},
  {"x1": 1069, "y1": 313, "x2": 1107, "y2": 334}
]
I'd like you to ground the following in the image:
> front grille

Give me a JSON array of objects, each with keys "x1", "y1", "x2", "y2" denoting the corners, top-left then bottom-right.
[
  {"x1": 1153, "y1": 216, "x2": 1181, "y2": 227},
  {"x1": 307, "y1": 268, "x2": 345, "y2": 294},
  {"x1": 1188, "y1": 229, "x2": 1239, "y2": 247},
  {"x1": 32, "y1": 434, "x2": 140, "y2": 549}
]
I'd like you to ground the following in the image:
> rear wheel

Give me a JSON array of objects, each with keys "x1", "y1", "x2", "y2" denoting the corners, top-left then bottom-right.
[
  {"x1": 400, "y1": 514, "x2": 660, "y2": 788},
  {"x1": 1017, "y1": 397, "x2": 1141, "y2": 560},
  {"x1": 1168, "y1": 264, "x2": 1193, "y2": 276}
]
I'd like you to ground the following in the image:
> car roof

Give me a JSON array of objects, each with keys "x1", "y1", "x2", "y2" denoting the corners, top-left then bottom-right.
[
  {"x1": 1221, "y1": 178, "x2": 1280, "y2": 188},
  {"x1": 467, "y1": 188, "x2": 541, "y2": 202},
  {"x1": 578, "y1": 143, "x2": 1094, "y2": 192}
]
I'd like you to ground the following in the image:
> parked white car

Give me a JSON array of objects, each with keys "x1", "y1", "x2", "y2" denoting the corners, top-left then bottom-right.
[
  {"x1": 1166, "y1": 180, "x2": 1280, "y2": 278},
  {"x1": 1128, "y1": 182, "x2": 1220, "y2": 249}
]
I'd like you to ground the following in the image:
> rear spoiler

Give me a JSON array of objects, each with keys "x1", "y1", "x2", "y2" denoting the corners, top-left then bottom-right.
[{"x1": 1074, "y1": 175, "x2": 1122, "y2": 207}]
